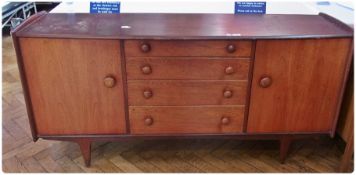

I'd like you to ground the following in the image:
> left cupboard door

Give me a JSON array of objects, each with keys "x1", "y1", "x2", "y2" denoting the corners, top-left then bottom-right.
[{"x1": 19, "y1": 38, "x2": 127, "y2": 135}]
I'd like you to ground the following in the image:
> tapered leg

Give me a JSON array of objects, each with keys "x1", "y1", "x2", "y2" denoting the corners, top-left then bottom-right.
[
  {"x1": 339, "y1": 135, "x2": 353, "y2": 172},
  {"x1": 279, "y1": 135, "x2": 292, "y2": 164},
  {"x1": 77, "y1": 139, "x2": 92, "y2": 167}
]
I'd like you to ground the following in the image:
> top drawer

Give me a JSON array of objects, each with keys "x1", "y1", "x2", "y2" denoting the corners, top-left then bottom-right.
[{"x1": 125, "y1": 40, "x2": 252, "y2": 57}]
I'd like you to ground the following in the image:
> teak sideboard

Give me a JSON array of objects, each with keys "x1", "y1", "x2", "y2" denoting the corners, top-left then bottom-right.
[{"x1": 11, "y1": 12, "x2": 353, "y2": 167}]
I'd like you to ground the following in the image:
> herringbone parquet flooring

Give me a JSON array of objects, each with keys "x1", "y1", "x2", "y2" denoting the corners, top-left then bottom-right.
[{"x1": 2, "y1": 36, "x2": 351, "y2": 173}]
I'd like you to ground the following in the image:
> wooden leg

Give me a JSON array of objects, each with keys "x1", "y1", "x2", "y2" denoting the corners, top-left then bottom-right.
[
  {"x1": 77, "y1": 139, "x2": 92, "y2": 167},
  {"x1": 339, "y1": 135, "x2": 354, "y2": 172},
  {"x1": 279, "y1": 135, "x2": 292, "y2": 164}
]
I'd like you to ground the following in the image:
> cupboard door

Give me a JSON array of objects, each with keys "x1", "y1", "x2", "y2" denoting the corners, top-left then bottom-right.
[
  {"x1": 247, "y1": 39, "x2": 352, "y2": 133},
  {"x1": 20, "y1": 38, "x2": 126, "y2": 135}
]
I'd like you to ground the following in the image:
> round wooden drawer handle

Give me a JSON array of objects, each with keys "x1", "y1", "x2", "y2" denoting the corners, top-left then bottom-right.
[
  {"x1": 225, "y1": 66, "x2": 234, "y2": 74},
  {"x1": 226, "y1": 44, "x2": 236, "y2": 53},
  {"x1": 103, "y1": 76, "x2": 116, "y2": 88},
  {"x1": 223, "y1": 90, "x2": 233, "y2": 98},
  {"x1": 144, "y1": 116, "x2": 154, "y2": 126},
  {"x1": 141, "y1": 65, "x2": 152, "y2": 74},
  {"x1": 221, "y1": 117, "x2": 230, "y2": 125},
  {"x1": 259, "y1": 76, "x2": 272, "y2": 88},
  {"x1": 143, "y1": 90, "x2": 153, "y2": 99},
  {"x1": 141, "y1": 43, "x2": 151, "y2": 53}
]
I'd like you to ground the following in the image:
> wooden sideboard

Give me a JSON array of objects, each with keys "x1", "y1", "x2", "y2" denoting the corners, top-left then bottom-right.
[{"x1": 11, "y1": 12, "x2": 353, "y2": 167}]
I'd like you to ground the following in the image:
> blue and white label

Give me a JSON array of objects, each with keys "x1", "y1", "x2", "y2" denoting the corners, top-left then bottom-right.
[
  {"x1": 90, "y1": 2, "x2": 120, "y2": 14},
  {"x1": 235, "y1": 2, "x2": 266, "y2": 14}
]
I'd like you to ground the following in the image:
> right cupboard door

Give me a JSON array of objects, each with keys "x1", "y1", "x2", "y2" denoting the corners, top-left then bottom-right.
[{"x1": 247, "y1": 39, "x2": 352, "y2": 133}]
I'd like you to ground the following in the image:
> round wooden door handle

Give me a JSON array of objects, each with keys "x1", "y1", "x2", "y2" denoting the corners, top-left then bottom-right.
[
  {"x1": 144, "y1": 116, "x2": 154, "y2": 126},
  {"x1": 225, "y1": 66, "x2": 234, "y2": 74},
  {"x1": 259, "y1": 76, "x2": 272, "y2": 88},
  {"x1": 221, "y1": 117, "x2": 230, "y2": 125},
  {"x1": 103, "y1": 76, "x2": 116, "y2": 88},
  {"x1": 141, "y1": 43, "x2": 151, "y2": 53},
  {"x1": 143, "y1": 90, "x2": 153, "y2": 99},
  {"x1": 141, "y1": 65, "x2": 152, "y2": 74},
  {"x1": 226, "y1": 44, "x2": 236, "y2": 53},
  {"x1": 223, "y1": 90, "x2": 233, "y2": 98}
]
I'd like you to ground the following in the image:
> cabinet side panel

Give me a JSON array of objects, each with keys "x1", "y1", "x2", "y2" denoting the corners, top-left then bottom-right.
[
  {"x1": 247, "y1": 38, "x2": 352, "y2": 133},
  {"x1": 19, "y1": 38, "x2": 126, "y2": 135}
]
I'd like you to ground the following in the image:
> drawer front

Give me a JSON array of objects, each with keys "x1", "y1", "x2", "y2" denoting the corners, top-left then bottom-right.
[
  {"x1": 125, "y1": 40, "x2": 252, "y2": 57},
  {"x1": 126, "y1": 57, "x2": 251, "y2": 80},
  {"x1": 128, "y1": 80, "x2": 247, "y2": 106},
  {"x1": 129, "y1": 106, "x2": 245, "y2": 134}
]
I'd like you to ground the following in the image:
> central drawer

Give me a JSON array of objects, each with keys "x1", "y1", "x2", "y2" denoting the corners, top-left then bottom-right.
[
  {"x1": 125, "y1": 40, "x2": 252, "y2": 57},
  {"x1": 129, "y1": 106, "x2": 245, "y2": 134},
  {"x1": 128, "y1": 80, "x2": 247, "y2": 106},
  {"x1": 126, "y1": 57, "x2": 250, "y2": 80}
]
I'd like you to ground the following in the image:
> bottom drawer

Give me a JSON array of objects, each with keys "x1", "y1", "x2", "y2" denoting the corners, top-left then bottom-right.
[{"x1": 129, "y1": 106, "x2": 245, "y2": 134}]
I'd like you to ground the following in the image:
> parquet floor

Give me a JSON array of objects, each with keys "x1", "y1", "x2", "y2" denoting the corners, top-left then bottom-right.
[{"x1": 2, "y1": 36, "x2": 351, "y2": 173}]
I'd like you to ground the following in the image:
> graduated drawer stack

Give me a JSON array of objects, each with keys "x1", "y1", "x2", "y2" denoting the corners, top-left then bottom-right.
[{"x1": 125, "y1": 40, "x2": 252, "y2": 134}]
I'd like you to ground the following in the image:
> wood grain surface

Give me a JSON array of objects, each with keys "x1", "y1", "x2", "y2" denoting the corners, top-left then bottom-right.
[
  {"x1": 19, "y1": 38, "x2": 127, "y2": 135},
  {"x1": 247, "y1": 38, "x2": 352, "y2": 133},
  {"x1": 15, "y1": 13, "x2": 353, "y2": 39},
  {"x1": 337, "y1": 69, "x2": 353, "y2": 141},
  {"x1": 128, "y1": 80, "x2": 247, "y2": 106},
  {"x1": 3, "y1": 36, "x2": 352, "y2": 173},
  {"x1": 337, "y1": 67, "x2": 354, "y2": 172},
  {"x1": 8, "y1": 11, "x2": 354, "y2": 171},
  {"x1": 129, "y1": 106, "x2": 245, "y2": 134},
  {"x1": 124, "y1": 40, "x2": 252, "y2": 57},
  {"x1": 126, "y1": 57, "x2": 251, "y2": 80}
]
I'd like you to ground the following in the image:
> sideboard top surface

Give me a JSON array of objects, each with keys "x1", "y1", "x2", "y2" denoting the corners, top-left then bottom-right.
[{"x1": 15, "y1": 12, "x2": 353, "y2": 39}]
